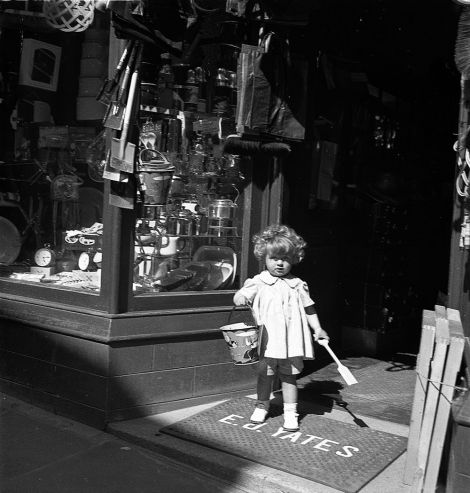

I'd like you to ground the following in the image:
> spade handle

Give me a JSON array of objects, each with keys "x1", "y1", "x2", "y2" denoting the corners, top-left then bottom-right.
[
  {"x1": 317, "y1": 339, "x2": 342, "y2": 366},
  {"x1": 119, "y1": 44, "x2": 142, "y2": 155}
]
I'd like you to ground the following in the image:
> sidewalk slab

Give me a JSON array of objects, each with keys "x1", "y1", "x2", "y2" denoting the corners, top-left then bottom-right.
[{"x1": 0, "y1": 394, "x2": 250, "y2": 493}]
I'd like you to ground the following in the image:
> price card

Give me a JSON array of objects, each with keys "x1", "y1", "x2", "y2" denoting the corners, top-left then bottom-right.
[{"x1": 193, "y1": 117, "x2": 221, "y2": 135}]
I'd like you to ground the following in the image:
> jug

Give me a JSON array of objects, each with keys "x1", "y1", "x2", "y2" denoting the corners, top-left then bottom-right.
[{"x1": 158, "y1": 235, "x2": 186, "y2": 257}]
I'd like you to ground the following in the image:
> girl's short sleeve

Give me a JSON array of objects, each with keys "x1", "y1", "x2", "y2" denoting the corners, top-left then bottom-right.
[
  {"x1": 298, "y1": 281, "x2": 315, "y2": 307},
  {"x1": 237, "y1": 277, "x2": 261, "y2": 303}
]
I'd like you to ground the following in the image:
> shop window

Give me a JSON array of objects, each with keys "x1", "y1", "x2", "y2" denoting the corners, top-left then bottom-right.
[
  {"x1": 0, "y1": 18, "x2": 249, "y2": 300},
  {"x1": 133, "y1": 56, "x2": 246, "y2": 295},
  {"x1": 0, "y1": 24, "x2": 107, "y2": 293}
]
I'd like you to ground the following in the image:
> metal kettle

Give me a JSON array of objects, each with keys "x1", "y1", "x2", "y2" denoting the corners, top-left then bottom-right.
[{"x1": 208, "y1": 198, "x2": 237, "y2": 220}]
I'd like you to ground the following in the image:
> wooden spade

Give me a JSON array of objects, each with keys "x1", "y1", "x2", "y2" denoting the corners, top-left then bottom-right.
[
  {"x1": 97, "y1": 39, "x2": 134, "y2": 106},
  {"x1": 317, "y1": 339, "x2": 358, "y2": 385},
  {"x1": 104, "y1": 42, "x2": 138, "y2": 131},
  {"x1": 110, "y1": 43, "x2": 143, "y2": 173}
]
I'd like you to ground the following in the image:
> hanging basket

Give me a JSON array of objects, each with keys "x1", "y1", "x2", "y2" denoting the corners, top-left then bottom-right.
[{"x1": 42, "y1": 0, "x2": 95, "y2": 33}]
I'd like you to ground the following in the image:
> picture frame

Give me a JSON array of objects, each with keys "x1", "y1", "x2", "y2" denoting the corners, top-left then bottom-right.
[{"x1": 19, "y1": 38, "x2": 62, "y2": 92}]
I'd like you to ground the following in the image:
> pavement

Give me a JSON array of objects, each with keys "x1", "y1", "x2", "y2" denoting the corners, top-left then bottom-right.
[
  {"x1": 0, "y1": 354, "x2": 440, "y2": 493},
  {"x1": 0, "y1": 393, "x2": 248, "y2": 493}
]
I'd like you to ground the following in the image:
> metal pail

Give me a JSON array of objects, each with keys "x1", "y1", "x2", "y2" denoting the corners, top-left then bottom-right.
[{"x1": 220, "y1": 322, "x2": 260, "y2": 365}]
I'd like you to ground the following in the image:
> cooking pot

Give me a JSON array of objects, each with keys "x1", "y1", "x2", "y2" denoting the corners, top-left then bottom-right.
[
  {"x1": 169, "y1": 175, "x2": 185, "y2": 197},
  {"x1": 208, "y1": 199, "x2": 237, "y2": 220},
  {"x1": 167, "y1": 209, "x2": 194, "y2": 236}
]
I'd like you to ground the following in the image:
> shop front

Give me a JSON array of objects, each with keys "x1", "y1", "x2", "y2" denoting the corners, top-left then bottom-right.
[
  {"x1": 1, "y1": 1, "x2": 460, "y2": 430},
  {"x1": 0, "y1": 1, "x2": 321, "y2": 427}
]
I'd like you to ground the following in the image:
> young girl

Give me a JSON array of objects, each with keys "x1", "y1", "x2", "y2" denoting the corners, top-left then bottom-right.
[{"x1": 233, "y1": 224, "x2": 329, "y2": 431}]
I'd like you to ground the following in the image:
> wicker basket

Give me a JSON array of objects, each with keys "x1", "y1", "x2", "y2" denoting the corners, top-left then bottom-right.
[{"x1": 43, "y1": 0, "x2": 95, "y2": 33}]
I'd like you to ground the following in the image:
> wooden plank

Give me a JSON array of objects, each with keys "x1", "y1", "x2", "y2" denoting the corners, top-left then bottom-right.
[
  {"x1": 423, "y1": 309, "x2": 465, "y2": 493},
  {"x1": 239, "y1": 160, "x2": 253, "y2": 284},
  {"x1": 268, "y1": 156, "x2": 284, "y2": 224},
  {"x1": 464, "y1": 336, "x2": 470, "y2": 379},
  {"x1": 403, "y1": 309, "x2": 437, "y2": 484},
  {"x1": 412, "y1": 305, "x2": 450, "y2": 492}
]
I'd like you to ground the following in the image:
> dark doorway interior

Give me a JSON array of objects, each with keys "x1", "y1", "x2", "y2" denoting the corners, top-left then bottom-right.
[{"x1": 286, "y1": 1, "x2": 459, "y2": 356}]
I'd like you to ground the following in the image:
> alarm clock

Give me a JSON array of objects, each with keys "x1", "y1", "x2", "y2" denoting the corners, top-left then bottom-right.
[
  {"x1": 78, "y1": 251, "x2": 98, "y2": 271},
  {"x1": 92, "y1": 250, "x2": 102, "y2": 269},
  {"x1": 34, "y1": 245, "x2": 56, "y2": 267}
]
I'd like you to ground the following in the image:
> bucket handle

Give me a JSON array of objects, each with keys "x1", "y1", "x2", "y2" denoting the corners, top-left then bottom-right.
[
  {"x1": 227, "y1": 305, "x2": 237, "y2": 325},
  {"x1": 227, "y1": 303, "x2": 256, "y2": 326}
]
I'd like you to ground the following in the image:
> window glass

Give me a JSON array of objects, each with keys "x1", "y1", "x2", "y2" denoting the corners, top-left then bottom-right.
[
  {"x1": 0, "y1": 27, "x2": 107, "y2": 293},
  {"x1": 134, "y1": 60, "x2": 246, "y2": 294},
  {"x1": 0, "y1": 18, "x2": 248, "y2": 296}
]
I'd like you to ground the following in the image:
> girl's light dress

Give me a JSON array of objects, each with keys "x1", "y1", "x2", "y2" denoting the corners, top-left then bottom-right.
[{"x1": 237, "y1": 270, "x2": 315, "y2": 359}]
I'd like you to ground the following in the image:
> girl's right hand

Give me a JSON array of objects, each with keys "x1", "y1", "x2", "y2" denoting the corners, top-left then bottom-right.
[
  {"x1": 233, "y1": 293, "x2": 249, "y2": 306},
  {"x1": 313, "y1": 328, "x2": 329, "y2": 342}
]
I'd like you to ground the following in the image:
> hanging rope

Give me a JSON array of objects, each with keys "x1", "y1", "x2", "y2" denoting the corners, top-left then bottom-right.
[{"x1": 416, "y1": 370, "x2": 468, "y2": 393}]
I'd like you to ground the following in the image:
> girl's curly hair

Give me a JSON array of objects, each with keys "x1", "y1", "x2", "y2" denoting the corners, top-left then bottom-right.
[{"x1": 252, "y1": 224, "x2": 307, "y2": 264}]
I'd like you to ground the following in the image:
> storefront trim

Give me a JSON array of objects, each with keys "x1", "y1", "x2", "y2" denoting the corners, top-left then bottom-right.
[{"x1": 0, "y1": 292, "x2": 251, "y2": 343}]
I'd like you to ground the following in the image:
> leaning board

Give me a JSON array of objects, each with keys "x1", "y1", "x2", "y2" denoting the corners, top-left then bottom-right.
[{"x1": 403, "y1": 305, "x2": 465, "y2": 493}]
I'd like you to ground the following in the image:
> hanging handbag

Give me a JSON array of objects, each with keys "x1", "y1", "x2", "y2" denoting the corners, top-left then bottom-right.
[
  {"x1": 236, "y1": 33, "x2": 273, "y2": 135},
  {"x1": 235, "y1": 32, "x2": 308, "y2": 141}
]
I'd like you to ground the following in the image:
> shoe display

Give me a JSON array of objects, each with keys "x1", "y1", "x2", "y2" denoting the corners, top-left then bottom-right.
[
  {"x1": 250, "y1": 407, "x2": 268, "y2": 424},
  {"x1": 283, "y1": 412, "x2": 299, "y2": 431}
]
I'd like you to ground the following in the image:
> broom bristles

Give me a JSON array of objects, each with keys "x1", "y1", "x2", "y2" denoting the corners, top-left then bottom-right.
[
  {"x1": 223, "y1": 136, "x2": 291, "y2": 156},
  {"x1": 455, "y1": 6, "x2": 470, "y2": 77}
]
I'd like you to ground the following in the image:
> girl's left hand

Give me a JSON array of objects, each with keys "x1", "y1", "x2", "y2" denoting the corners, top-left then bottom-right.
[{"x1": 313, "y1": 328, "x2": 329, "y2": 342}]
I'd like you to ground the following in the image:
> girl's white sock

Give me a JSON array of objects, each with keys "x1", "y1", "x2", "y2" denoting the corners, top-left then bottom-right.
[
  {"x1": 283, "y1": 403, "x2": 299, "y2": 431},
  {"x1": 283, "y1": 403, "x2": 297, "y2": 413}
]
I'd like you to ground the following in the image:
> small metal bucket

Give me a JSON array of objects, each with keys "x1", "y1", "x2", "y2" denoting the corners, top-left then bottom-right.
[{"x1": 220, "y1": 308, "x2": 259, "y2": 365}]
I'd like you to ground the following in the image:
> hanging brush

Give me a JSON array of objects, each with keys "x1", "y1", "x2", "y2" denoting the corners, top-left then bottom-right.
[
  {"x1": 223, "y1": 135, "x2": 291, "y2": 156},
  {"x1": 455, "y1": 6, "x2": 470, "y2": 164},
  {"x1": 455, "y1": 5, "x2": 470, "y2": 77}
]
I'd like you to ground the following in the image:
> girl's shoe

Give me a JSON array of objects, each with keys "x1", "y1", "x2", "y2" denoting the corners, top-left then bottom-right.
[
  {"x1": 283, "y1": 412, "x2": 299, "y2": 432},
  {"x1": 250, "y1": 407, "x2": 268, "y2": 424}
]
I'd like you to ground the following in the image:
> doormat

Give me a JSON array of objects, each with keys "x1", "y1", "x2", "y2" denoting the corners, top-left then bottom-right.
[{"x1": 160, "y1": 397, "x2": 407, "y2": 493}]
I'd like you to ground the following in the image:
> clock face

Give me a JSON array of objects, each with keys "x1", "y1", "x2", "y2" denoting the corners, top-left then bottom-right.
[
  {"x1": 93, "y1": 251, "x2": 102, "y2": 265},
  {"x1": 34, "y1": 248, "x2": 54, "y2": 267},
  {"x1": 78, "y1": 252, "x2": 91, "y2": 271}
]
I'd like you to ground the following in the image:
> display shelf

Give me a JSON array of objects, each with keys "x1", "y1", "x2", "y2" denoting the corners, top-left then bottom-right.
[
  {"x1": 159, "y1": 233, "x2": 241, "y2": 240},
  {"x1": 140, "y1": 105, "x2": 180, "y2": 117}
]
